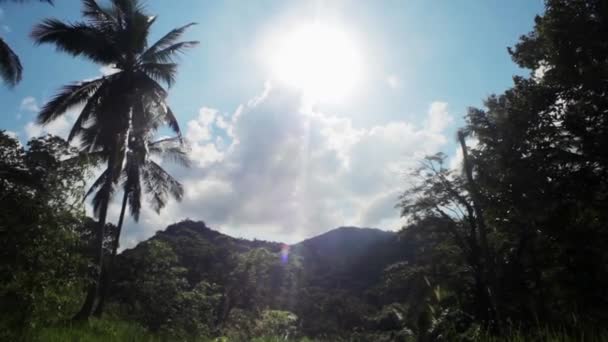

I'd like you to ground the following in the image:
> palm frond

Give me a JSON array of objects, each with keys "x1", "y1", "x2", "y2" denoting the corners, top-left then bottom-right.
[
  {"x1": 128, "y1": 10, "x2": 155, "y2": 55},
  {"x1": 142, "y1": 41, "x2": 198, "y2": 64},
  {"x1": 91, "y1": 179, "x2": 114, "y2": 218},
  {"x1": 143, "y1": 160, "x2": 183, "y2": 213},
  {"x1": 31, "y1": 18, "x2": 121, "y2": 65},
  {"x1": 62, "y1": 150, "x2": 105, "y2": 170},
  {"x1": 140, "y1": 22, "x2": 196, "y2": 62},
  {"x1": 164, "y1": 106, "x2": 182, "y2": 138},
  {"x1": 110, "y1": 0, "x2": 140, "y2": 17},
  {"x1": 134, "y1": 73, "x2": 182, "y2": 137},
  {"x1": 66, "y1": 75, "x2": 121, "y2": 142},
  {"x1": 149, "y1": 138, "x2": 191, "y2": 167},
  {"x1": 0, "y1": 38, "x2": 22, "y2": 87},
  {"x1": 38, "y1": 77, "x2": 106, "y2": 125},
  {"x1": 86, "y1": 168, "x2": 109, "y2": 199},
  {"x1": 135, "y1": 71, "x2": 168, "y2": 98},
  {"x1": 82, "y1": 0, "x2": 115, "y2": 27},
  {"x1": 139, "y1": 62, "x2": 177, "y2": 87}
]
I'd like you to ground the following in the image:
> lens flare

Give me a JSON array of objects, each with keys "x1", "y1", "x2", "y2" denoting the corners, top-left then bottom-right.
[{"x1": 280, "y1": 244, "x2": 290, "y2": 264}]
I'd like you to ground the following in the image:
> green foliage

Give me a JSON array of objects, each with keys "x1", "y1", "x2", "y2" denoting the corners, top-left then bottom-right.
[
  {"x1": 113, "y1": 239, "x2": 221, "y2": 337},
  {"x1": 29, "y1": 319, "x2": 162, "y2": 342},
  {"x1": 252, "y1": 310, "x2": 299, "y2": 340},
  {"x1": 394, "y1": 0, "x2": 608, "y2": 337},
  {"x1": 23, "y1": 318, "x2": 608, "y2": 342},
  {"x1": 0, "y1": 133, "x2": 91, "y2": 338},
  {"x1": 222, "y1": 308, "x2": 299, "y2": 341},
  {"x1": 4, "y1": 1, "x2": 608, "y2": 340}
]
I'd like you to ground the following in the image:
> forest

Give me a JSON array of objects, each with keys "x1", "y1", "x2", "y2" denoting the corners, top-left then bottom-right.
[{"x1": 1, "y1": 0, "x2": 608, "y2": 341}]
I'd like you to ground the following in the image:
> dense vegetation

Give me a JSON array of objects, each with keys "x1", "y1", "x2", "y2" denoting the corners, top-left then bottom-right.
[{"x1": 2, "y1": 0, "x2": 608, "y2": 340}]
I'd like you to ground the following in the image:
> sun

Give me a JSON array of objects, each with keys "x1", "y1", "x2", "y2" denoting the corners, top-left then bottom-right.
[{"x1": 266, "y1": 23, "x2": 363, "y2": 103}]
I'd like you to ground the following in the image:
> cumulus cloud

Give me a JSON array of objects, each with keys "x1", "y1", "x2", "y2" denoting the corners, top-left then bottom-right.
[
  {"x1": 20, "y1": 96, "x2": 40, "y2": 113},
  {"x1": 425, "y1": 101, "x2": 452, "y2": 133},
  {"x1": 4, "y1": 130, "x2": 18, "y2": 139},
  {"x1": 23, "y1": 108, "x2": 79, "y2": 140},
  {"x1": 115, "y1": 84, "x2": 454, "y2": 247},
  {"x1": 185, "y1": 107, "x2": 226, "y2": 167}
]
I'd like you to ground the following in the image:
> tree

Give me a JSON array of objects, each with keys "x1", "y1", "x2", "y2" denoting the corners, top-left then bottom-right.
[
  {"x1": 464, "y1": 0, "x2": 608, "y2": 325},
  {"x1": 0, "y1": 132, "x2": 90, "y2": 338},
  {"x1": 112, "y1": 239, "x2": 221, "y2": 337},
  {"x1": 91, "y1": 107, "x2": 190, "y2": 316},
  {"x1": 0, "y1": 0, "x2": 52, "y2": 87},
  {"x1": 31, "y1": 0, "x2": 197, "y2": 320},
  {"x1": 397, "y1": 151, "x2": 500, "y2": 328},
  {"x1": 396, "y1": 0, "x2": 608, "y2": 331}
]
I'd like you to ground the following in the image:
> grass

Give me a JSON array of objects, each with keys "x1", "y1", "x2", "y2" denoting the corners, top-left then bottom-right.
[
  {"x1": 478, "y1": 329, "x2": 608, "y2": 342},
  {"x1": 27, "y1": 319, "x2": 172, "y2": 342},
  {"x1": 25, "y1": 318, "x2": 312, "y2": 342},
  {"x1": 22, "y1": 319, "x2": 608, "y2": 342}
]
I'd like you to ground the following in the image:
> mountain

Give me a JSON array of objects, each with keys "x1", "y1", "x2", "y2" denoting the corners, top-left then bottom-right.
[
  {"x1": 122, "y1": 220, "x2": 406, "y2": 292},
  {"x1": 292, "y1": 226, "x2": 404, "y2": 291},
  {"x1": 113, "y1": 220, "x2": 410, "y2": 337}
]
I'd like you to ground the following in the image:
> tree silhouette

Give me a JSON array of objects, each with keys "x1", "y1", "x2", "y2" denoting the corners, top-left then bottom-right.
[
  {"x1": 0, "y1": 0, "x2": 52, "y2": 87},
  {"x1": 31, "y1": 0, "x2": 197, "y2": 320},
  {"x1": 90, "y1": 105, "x2": 190, "y2": 316}
]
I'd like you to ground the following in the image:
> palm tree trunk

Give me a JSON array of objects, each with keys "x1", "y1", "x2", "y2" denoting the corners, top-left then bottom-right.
[
  {"x1": 72, "y1": 189, "x2": 110, "y2": 321},
  {"x1": 93, "y1": 189, "x2": 128, "y2": 317}
]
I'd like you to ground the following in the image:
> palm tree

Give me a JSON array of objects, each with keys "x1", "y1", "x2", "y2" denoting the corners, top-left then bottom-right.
[
  {"x1": 89, "y1": 101, "x2": 190, "y2": 316},
  {"x1": 31, "y1": 0, "x2": 197, "y2": 320},
  {"x1": 0, "y1": 0, "x2": 52, "y2": 87}
]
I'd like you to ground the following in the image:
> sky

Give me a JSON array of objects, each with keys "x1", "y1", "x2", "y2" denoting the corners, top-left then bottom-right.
[{"x1": 0, "y1": 0, "x2": 544, "y2": 247}]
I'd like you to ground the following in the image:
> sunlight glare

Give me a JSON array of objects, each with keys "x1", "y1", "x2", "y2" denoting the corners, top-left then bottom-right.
[{"x1": 267, "y1": 23, "x2": 363, "y2": 103}]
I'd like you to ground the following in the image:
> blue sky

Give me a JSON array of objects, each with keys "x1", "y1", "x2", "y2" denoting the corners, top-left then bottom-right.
[{"x1": 0, "y1": 0, "x2": 544, "y2": 245}]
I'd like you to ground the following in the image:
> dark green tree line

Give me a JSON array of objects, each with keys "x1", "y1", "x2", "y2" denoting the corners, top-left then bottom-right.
[{"x1": 396, "y1": 0, "x2": 608, "y2": 335}]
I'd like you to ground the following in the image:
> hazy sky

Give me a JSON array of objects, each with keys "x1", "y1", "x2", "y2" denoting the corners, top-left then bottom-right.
[{"x1": 0, "y1": 0, "x2": 544, "y2": 246}]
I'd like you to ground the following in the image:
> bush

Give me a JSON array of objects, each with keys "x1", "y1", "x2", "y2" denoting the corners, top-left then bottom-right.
[{"x1": 252, "y1": 310, "x2": 299, "y2": 339}]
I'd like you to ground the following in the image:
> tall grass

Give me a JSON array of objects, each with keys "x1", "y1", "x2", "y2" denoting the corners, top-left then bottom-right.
[
  {"x1": 25, "y1": 319, "x2": 314, "y2": 342},
  {"x1": 23, "y1": 319, "x2": 608, "y2": 342},
  {"x1": 478, "y1": 326, "x2": 608, "y2": 342},
  {"x1": 27, "y1": 319, "x2": 212, "y2": 342}
]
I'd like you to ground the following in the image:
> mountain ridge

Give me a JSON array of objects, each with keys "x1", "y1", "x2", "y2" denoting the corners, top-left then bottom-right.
[{"x1": 113, "y1": 219, "x2": 410, "y2": 337}]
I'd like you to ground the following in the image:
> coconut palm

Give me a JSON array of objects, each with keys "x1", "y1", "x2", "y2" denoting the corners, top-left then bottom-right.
[
  {"x1": 88, "y1": 101, "x2": 190, "y2": 316},
  {"x1": 0, "y1": 0, "x2": 52, "y2": 87},
  {"x1": 31, "y1": 0, "x2": 197, "y2": 320}
]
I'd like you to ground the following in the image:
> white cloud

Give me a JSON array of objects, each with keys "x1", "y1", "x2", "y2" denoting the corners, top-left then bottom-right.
[
  {"x1": 20, "y1": 96, "x2": 40, "y2": 113},
  {"x1": 185, "y1": 107, "x2": 226, "y2": 167},
  {"x1": 4, "y1": 130, "x2": 18, "y2": 139},
  {"x1": 186, "y1": 107, "x2": 217, "y2": 142},
  {"x1": 23, "y1": 108, "x2": 79, "y2": 140},
  {"x1": 115, "y1": 84, "x2": 455, "y2": 248},
  {"x1": 425, "y1": 101, "x2": 452, "y2": 133}
]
